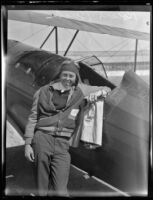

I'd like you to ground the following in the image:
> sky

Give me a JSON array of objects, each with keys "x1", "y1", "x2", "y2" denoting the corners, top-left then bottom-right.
[{"x1": 7, "y1": 10, "x2": 150, "y2": 53}]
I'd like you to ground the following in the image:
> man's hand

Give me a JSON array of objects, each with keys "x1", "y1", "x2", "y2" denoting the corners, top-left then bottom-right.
[
  {"x1": 101, "y1": 86, "x2": 111, "y2": 97},
  {"x1": 25, "y1": 144, "x2": 35, "y2": 162},
  {"x1": 86, "y1": 87, "x2": 111, "y2": 102}
]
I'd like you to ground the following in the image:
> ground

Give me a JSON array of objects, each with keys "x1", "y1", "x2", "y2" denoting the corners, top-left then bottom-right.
[{"x1": 4, "y1": 121, "x2": 123, "y2": 197}]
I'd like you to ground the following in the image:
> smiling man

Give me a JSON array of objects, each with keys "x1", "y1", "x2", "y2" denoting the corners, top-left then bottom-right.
[{"x1": 24, "y1": 59, "x2": 111, "y2": 196}]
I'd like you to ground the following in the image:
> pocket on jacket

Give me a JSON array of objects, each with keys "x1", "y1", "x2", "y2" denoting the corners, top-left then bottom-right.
[{"x1": 68, "y1": 109, "x2": 79, "y2": 120}]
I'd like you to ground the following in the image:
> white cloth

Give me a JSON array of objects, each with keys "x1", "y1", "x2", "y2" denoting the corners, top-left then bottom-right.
[{"x1": 80, "y1": 100, "x2": 104, "y2": 146}]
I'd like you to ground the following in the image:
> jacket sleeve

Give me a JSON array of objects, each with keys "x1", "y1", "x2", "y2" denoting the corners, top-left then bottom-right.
[
  {"x1": 24, "y1": 89, "x2": 40, "y2": 145},
  {"x1": 78, "y1": 83, "x2": 111, "y2": 97}
]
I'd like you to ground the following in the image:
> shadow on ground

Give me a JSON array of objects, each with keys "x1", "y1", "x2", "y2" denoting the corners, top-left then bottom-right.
[
  {"x1": 5, "y1": 145, "x2": 36, "y2": 196},
  {"x1": 5, "y1": 145, "x2": 118, "y2": 197}
]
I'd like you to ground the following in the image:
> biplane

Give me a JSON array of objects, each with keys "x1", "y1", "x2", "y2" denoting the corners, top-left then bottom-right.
[{"x1": 6, "y1": 10, "x2": 150, "y2": 195}]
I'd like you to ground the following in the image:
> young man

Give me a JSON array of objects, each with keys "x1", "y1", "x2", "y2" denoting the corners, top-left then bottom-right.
[{"x1": 24, "y1": 60, "x2": 111, "y2": 196}]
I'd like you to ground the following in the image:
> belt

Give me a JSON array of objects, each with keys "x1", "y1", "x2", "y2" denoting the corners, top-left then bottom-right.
[{"x1": 36, "y1": 126, "x2": 73, "y2": 137}]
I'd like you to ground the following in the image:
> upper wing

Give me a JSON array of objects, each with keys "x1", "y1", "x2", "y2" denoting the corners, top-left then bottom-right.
[{"x1": 8, "y1": 10, "x2": 149, "y2": 41}]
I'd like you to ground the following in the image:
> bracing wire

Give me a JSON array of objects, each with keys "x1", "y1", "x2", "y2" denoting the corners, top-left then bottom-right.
[
  {"x1": 103, "y1": 40, "x2": 134, "y2": 63},
  {"x1": 62, "y1": 30, "x2": 95, "y2": 56},
  {"x1": 12, "y1": 21, "x2": 143, "y2": 67},
  {"x1": 105, "y1": 39, "x2": 131, "y2": 54},
  {"x1": 88, "y1": 32, "x2": 131, "y2": 57},
  {"x1": 64, "y1": 30, "x2": 134, "y2": 62},
  {"x1": 87, "y1": 32, "x2": 107, "y2": 52},
  {"x1": 139, "y1": 49, "x2": 149, "y2": 70},
  {"x1": 19, "y1": 26, "x2": 51, "y2": 45}
]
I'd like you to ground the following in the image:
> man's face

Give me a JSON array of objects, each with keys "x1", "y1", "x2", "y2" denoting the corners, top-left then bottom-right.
[{"x1": 60, "y1": 70, "x2": 76, "y2": 89}]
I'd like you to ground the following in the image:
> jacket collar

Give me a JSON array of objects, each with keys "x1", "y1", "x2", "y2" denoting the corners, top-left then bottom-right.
[{"x1": 48, "y1": 80, "x2": 76, "y2": 109}]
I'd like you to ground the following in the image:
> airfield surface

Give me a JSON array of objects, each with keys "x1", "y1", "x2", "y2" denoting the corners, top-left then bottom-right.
[{"x1": 4, "y1": 121, "x2": 127, "y2": 197}]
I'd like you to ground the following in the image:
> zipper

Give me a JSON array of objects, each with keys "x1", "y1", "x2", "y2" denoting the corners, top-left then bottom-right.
[{"x1": 56, "y1": 111, "x2": 61, "y2": 133}]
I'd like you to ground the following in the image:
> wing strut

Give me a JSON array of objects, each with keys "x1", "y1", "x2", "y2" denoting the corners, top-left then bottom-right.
[
  {"x1": 40, "y1": 27, "x2": 55, "y2": 49},
  {"x1": 64, "y1": 30, "x2": 79, "y2": 56},
  {"x1": 55, "y1": 27, "x2": 58, "y2": 54},
  {"x1": 134, "y1": 39, "x2": 138, "y2": 72}
]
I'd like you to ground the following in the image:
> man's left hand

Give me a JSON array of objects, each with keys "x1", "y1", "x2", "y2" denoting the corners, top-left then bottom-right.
[{"x1": 87, "y1": 87, "x2": 111, "y2": 102}]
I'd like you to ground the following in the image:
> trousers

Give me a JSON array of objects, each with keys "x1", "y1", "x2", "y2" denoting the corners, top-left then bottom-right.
[{"x1": 32, "y1": 130, "x2": 71, "y2": 196}]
